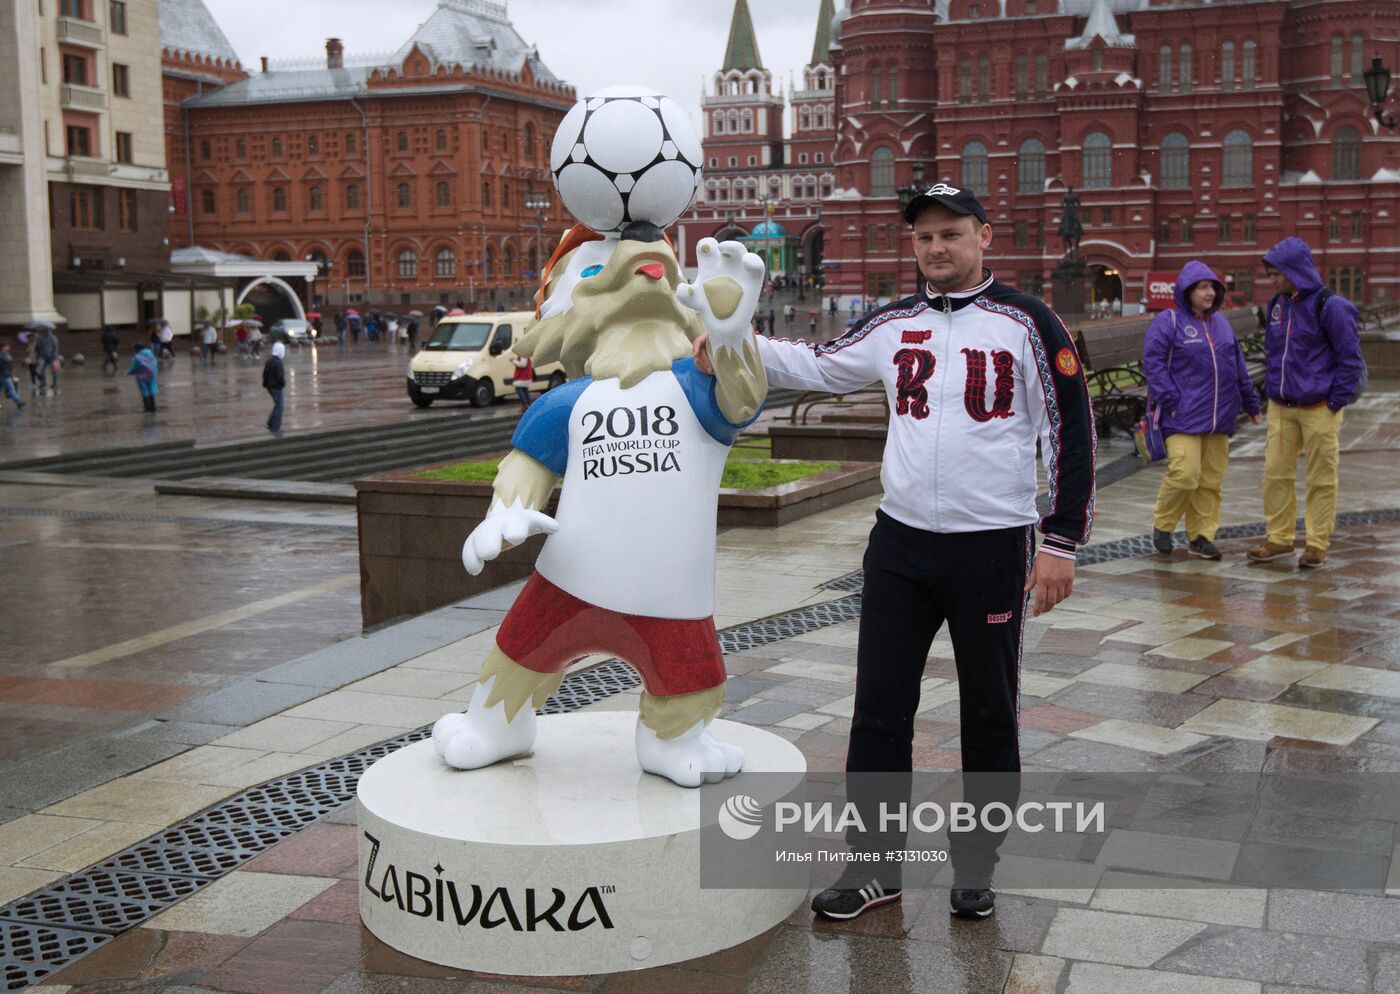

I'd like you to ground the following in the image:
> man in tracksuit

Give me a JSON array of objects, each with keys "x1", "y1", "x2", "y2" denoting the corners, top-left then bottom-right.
[
  {"x1": 1248, "y1": 237, "x2": 1364, "y2": 569},
  {"x1": 701, "y1": 184, "x2": 1096, "y2": 920}
]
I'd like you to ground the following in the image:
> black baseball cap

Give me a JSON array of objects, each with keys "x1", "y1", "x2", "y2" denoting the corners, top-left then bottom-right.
[{"x1": 902, "y1": 183, "x2": 987, "y2": 225}]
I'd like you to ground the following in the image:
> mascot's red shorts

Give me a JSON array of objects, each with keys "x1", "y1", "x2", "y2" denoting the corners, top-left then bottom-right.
[{"x1": 496, "y1": 572, "x2": 726, "y2": 698}]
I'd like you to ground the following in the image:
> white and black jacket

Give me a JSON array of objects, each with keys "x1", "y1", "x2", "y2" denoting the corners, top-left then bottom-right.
[{"x1": 755, "y1": 273, "x2": 1096, "y2": 559}]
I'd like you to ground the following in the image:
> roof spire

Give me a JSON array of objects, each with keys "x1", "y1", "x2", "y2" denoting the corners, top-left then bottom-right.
[
  {"x1": 1066, "y1": 0, "x2": 1134, "y2": 50},
  {"x1": 722, "y1": 0, "x2": 764, "y2": 71},
  {"x1": 809, "y1": 0, "x2": 836, "y2": 67}
]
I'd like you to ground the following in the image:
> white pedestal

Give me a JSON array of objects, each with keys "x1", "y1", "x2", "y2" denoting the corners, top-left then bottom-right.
[{"x1": 356, "y1": 713, "x2": 807, "y2": 976}]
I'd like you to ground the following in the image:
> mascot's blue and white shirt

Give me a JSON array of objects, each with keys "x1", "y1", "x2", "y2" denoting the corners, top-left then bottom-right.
[{"x1": 511, "y1": 357, "x2": 756, "y2": 620}]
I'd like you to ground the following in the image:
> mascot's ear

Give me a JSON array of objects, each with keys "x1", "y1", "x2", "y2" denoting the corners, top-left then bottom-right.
[{"x1": 535, "y1": 224, "x2": 605, "y2": 318}]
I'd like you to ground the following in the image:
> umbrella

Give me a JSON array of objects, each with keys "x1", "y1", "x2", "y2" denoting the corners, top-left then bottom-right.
[
  {"x1": 305, "y1": 311, "x2": 322, "y2": 320},
  {"x1": 407, "y1": 310, "x2": 424, "y2": 317},
  {"x1": 15, "y1": 331, "x2": 33, "y2": 344},
  {"x1": 241, "y1": 319, "x2": 263, "y2": 328},
  {"x1": 223, "y1": 318, "x2": 244, "y2": 327},
  {"x1": 345, "y1": 309, "x2": 360, "y2": 317},
  {"x1": 144, "y1": 318, "x2": 169, "y2": 327},
  {"x1": 430, "y1": 305, "x2": 447, "y2": 314},
  {"x1": 448, "y1": 308, "x2": 467, "y2": 317},
  {"x1": 22, "y1": 320, "x2": 56, "y2": 332}
]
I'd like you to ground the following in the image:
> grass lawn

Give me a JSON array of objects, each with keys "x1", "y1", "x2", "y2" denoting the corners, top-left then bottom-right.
[{"x1": 418, "y1": 435, "x2": 838, "y2": 490}]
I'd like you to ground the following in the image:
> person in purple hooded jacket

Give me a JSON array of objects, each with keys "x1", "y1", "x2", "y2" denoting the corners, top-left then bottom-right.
[
  {"x1": 1144, "y1": 261, "x2": 1263, "y2": 559},
  {"x1": 1247, "y1": 237, "x2": 1364, "y2": 569}
]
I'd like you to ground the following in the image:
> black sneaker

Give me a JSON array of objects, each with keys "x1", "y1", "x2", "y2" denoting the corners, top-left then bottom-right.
[
  {"x1": 1188, "y1": 537, "x2": 1222, "y2": 560},
  {"x1": 1153, "y1": 529, "x2": 1173, "y2": 554},
  {"x1": 949, "y1": 887, "x2": 996, "y2": 919},
  {"x1": 811, "y1": 878, "x2": 902, "y2": 920}
]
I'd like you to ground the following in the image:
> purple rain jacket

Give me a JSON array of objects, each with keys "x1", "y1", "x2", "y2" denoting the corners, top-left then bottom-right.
[
  {"x1": 1142, "y1": 260, "x2": 1261, "y2": 438},
  {"x1": 1262, "y1": 237, "x2": 1364, "y2": 411}
]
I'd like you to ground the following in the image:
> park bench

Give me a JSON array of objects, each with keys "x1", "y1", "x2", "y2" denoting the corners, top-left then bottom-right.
[{"x1": 1074, "y1": 308, "x2": 1265, "y2": 437}]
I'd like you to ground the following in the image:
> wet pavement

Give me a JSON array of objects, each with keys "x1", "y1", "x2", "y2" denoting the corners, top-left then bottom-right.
[{"x1": 2, "y1": 300, "x2": 1400, "y2": 991}]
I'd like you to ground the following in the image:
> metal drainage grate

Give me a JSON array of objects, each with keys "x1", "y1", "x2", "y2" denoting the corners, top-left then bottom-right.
[{"x1": 0, "y1": 586, "x2": 878, "y2": 985}]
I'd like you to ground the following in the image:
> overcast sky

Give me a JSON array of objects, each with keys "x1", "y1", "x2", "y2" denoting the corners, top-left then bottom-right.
[{"x1": 201, "y1": 0, "x2": 831, "y2": 137}]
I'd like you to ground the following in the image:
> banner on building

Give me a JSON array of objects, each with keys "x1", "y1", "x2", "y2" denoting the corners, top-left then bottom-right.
[{"x1": 1145, "y1": 272, "x2": 1176, "y2": 310}]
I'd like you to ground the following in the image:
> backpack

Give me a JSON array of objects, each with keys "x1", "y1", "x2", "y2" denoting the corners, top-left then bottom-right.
[{"x1": 1267, "y1": 287, "x2": 1368, "y2": 402}]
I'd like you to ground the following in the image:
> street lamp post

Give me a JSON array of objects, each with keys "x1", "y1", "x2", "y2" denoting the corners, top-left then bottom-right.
[
  {"x1": 896, "y1": 161, "x2": 932, "y2": 296},
  {"x1": 525, "y1": 192, "x2": 551, "y2": 302},
  {"x1": 1364, "y1": 56, "x2": 1397, "y2": 130}
]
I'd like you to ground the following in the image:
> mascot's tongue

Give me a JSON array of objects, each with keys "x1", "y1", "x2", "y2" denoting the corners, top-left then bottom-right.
[{"x1": 635, "y1": 263, "x2": 665, "y2": 281}]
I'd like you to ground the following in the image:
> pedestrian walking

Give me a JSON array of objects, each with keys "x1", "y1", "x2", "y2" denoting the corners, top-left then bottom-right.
[
  {"x1": 829, "y1": 296, "x2": 838, "y2": 317},
  {"x1": 312, "y1": 316, "x2": 323, "y2": 343},
  {"x1": 1143, "y1": 261, "x2": 1262, "y2": 559},
  {"x1": 248, "y1": 324, "x2": 263, "y2": 358},
  {"x1": 1248, "y1": 236, "x2": 1365, "y2": 568},
  {"x1": 697, "y1": 183, "x2": 1096, "y2": 922},
  {"x1": 35, "y1": 324, "x2": 59, "y2": 394},
  {"x1": 335, "y1": 312, "x2": 347, "y2": 345},
  {"x1": 200, "y1": 322, "x2": 219, "y2": 364},
  {"x1": 263, "y1": 341, "x2": 287, "y2": 433},
  {"x1": 157, "y1": 323, "x2": 175, "y2": 362},
  {"x1": 127, "y1": 344, "x2": 159, "y2": 413},
  {"x1": 348, "y1": 312, "x2": 361, "y2": 345},
  {"x1": 101, "y1": 325, "x2": 120, "y2": 374},
  {"x1": 405, "y1": 315, "x2": 420, "y2": 352},
  {"x1": 235, "y1": 324, "x2": 249, "y2": 358},
  {"x1": 808, "y1": 310, "x2": 818, "y2": 337},
  {"x1": 511, "y1": 353, "x2": 534, "y2": 411},
  {"x1": 783, "y1": 303, "x2": 794, "y2": 327},
  {"x1": 0, "y1": 343, "x2": 26, "y2": 409},
  {"x1": 23, "y1": 335, "x2": 39, "y2": 390}
]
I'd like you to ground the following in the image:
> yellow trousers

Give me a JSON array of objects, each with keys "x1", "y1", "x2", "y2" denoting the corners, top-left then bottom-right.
[
  {"x1": 1263, "y1": 402, "x2": 1343, "y2": 551},
  {"x1": 1153, "y1": 433, "x2": 1231, "y2": 541}
]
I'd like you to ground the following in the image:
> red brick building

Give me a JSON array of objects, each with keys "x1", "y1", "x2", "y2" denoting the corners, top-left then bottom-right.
[
  {"x1": 676, "y1": 0, "x2": 837, "y2": 287},
  {"x1": 690, "y1": 0, "x2": 1400, "y2": 311},
  {"x1": 162, "y1": 0, "x2": 574, "y2": 311}
]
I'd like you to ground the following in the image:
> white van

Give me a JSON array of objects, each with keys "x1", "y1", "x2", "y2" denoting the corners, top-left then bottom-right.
[{"x1": 406, "y1": 311, "x2": 565, "y2": 408}]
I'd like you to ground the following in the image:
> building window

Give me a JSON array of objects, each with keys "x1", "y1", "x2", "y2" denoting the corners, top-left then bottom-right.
[
  {"x1": 114, "y1": 131, "x2": 132, "y2": 164},
  {"x1": 1331, "y1": 125, "x2": 1361, "y2": 180},
  {"x1": 62, "y1": 52, "x2": 88, "y2": 85},
  {"x1": 109, "y1": 1, "x2": 126, "y2": 32},
  {"x1": 523, "y1": 123, "x2": 535, "y2": 157},
  {"x1": 1218, "y1": 214, "x2": 1233, "y2": 243},
  {"x1": 112, "y1": 62, "x2": 129, "y2": 97},
  {"x1": 799, "y1": 152, "x2": 809, "y2": 165},
  {"x1": 1180, "y1": 216, "x2": 1194, "y2": 244},
  {"x1": 1353, "y1": 34, "x2": 1365, "y2": 78},
  {"x1": 1241, "y1": 213, "x2": 1256, "y2": 242},
  {"x1": 869, "y1": 147, "x2": 895, "y2": 197},
  {"x1": 1351, "y1": 211, "x2": 1364, "y2": 241},
  {"x1": 345, "y1": 183, "x2": 360, "y2": 210},
  {"x1": 435, "y1": 247, "x2": 456, "y2": 277},
  {"x1": 397, "y1": 182, "x2": 412, "y2": 209},
  {"x1": 502, "y1": 183, "x2": 510, "y2": 207},
  {"x1": 504, "y1": 246, "x2": 515, "y2": 277},
  {"x1": 236, "y1": 188, "x2": 250, "y2": 213},
  {"x1": 1220, "y1": 41, "x2": 1234, "y2": 90},
  {"x1": 346, "y1": 132, "x2": 357, "y2": 155},
  {"x1": 1179, "y1": 44, "x2": 1193, "y2": 92},
  {"x1": 235, "y1": 138, "x2": 246, "y2": 159},
  {"x1": 272, "y1": 187, "x2": 287, "y2": 213},
  {"x1": 117, "y1": 188, "x2": 137, "y2": 231},
  {"x1": 1014, "y1": 53, "x2": 1028, "y2": 100},
  {"x1": 1082, "y1": 131, "x2": 1111, "y2": 188},
  {"x1": 65, "y1": 124, "x2": 92, "y2": 157},
  {"x1": 199, "y1": 139, "x2": 211, "y2": 161},
  {"x1": 1013, "y1": 220, "x2": 1029, "y2": 248},
  {"x1": 870, "y1": 66, "x2": 883, "y2": 108},
  {"x1": 70, "y1": 185, "x2": 103, "y2": 229},
  {"x1": 888, "y1": 67, "x2": 898, "y2": 104},
  {"x1": 961, "y1": 141, "x2": 989, "y2": 196},
  {"x1": 271, "y1": 136, "x2": 283, "y2": 158},
  {"x1": 1160, "y1": 131, "x2": 1190, "y2": 189},
  {"x1": 308, "y1": 135, "x2": 319, "y2": 156},
  {"x1": 1156, "y1": 217, "x2": 1171, "y2": 243},
  {"x1": 747, "y1": 155, "x2": 756, "y2": 166},
  {"x1": 309, "y1": 185, "x2": 324, "y2": 212},
  {"x1": 1328, "y1": 266, "x2": 1363, "y2": 298},
  {"x1": 482, "y1": 181, "x2": 492, "y2": 206},
  {"x1": 397, "y1": 131, "x2": 409, "y2": 152},
  {"x1": 1034, "y1": 52, "x2": 1048, "y2": 97},
  {"x1": 1017, "y1": 272, "x2": 1041, "y2": 296},
  {"x1": 59, "y1": 0, "x2": 84, "y2": 17},
  {"x1": 1222, "y1": 130, "x2": 1252, "y2": 187},
  {"x1": 1331, "y1": 36, "x2": 1343, "y2": 85},
  {"x1": 1242, "y1": 40, "x2": 1256, "y2": 89},
  {"x1": 1159, "y1": 45, "x2": 1172, "y2": 89},
  {"x1": 977, "y1": 56, "x2": 991, "y2": 102},
  {"x1": 1328, "y1": 212, "x2": 1341, "y2": 241},
  {"x1": 435, "y1": 129, "x2": 447, "y2": 152},
  {"x1": 1017, "y1": 138, "x2": 1045, "y2": 194},
  {"x1": 958, "y1": 58, "x2": 972, "y2": 104},
  {"x1": 397, "y1": 249, "x2": 417, "y2": 279},
  {"x1": 197, "y1": 189, "x2": 213, "y2": 215},
  {"x1": 1227, "y1": 270, "x2": 1255, "y2": 299},
  {"x1": 436, "y1": 181, "x2": 451, "y2": 207},
  {"x1": 1092, "y1": 49, "x2": 1103, "y2": 73},
  {"x1": 728, "y1": 156, "x2": 737, "y2": 167},
  {"x1": 347, "y1": 250, "x2": 365, "y2": 278}
]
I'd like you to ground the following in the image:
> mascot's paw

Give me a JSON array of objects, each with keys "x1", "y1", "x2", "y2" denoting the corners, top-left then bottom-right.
[
  {"x1": 432, "y1": 712, "x2": 469, "y2": 758},
  {"x1": 432, "y1": 698, "x2": 537, "y2": 770},
  {"x1": 677, "y1": 238, "x2": 765, "y2": 351},
  {"x1": 636, "y1": 719, "x2": 745, "y2": 789},
  {"x1": 461, "y1": 500, "x2": 559, "y2": 575}
]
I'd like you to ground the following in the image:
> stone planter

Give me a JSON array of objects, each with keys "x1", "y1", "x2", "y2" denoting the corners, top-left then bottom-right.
[
  {"x1": 768, "y1": 423, "x2": 887, "y2": 463},
  {"x1": 355, "y1": 461, "x2": 881, "y2": 629}
]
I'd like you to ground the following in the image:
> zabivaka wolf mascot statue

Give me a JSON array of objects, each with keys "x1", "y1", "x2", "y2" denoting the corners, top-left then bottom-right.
[{"x1": 432, "y1": 87, "x2": 768, "y2": 788}]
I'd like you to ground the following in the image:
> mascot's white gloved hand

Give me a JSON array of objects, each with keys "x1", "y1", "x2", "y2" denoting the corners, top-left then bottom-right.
[
  {"x1": 461, "y1": 498, "x2": 559, "y2": 575},
  {"x1": 676, "y1": 238, "x2": 766, "y2": 353}
]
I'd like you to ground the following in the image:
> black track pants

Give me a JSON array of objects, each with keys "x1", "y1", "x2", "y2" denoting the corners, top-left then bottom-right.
[{"x1": 846, "y1": 511, "x2": 1033, "y2": 886}]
